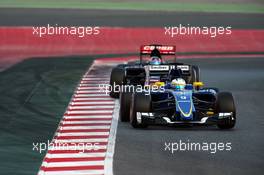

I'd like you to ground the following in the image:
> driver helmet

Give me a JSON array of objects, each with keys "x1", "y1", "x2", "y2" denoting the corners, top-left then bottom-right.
[
  {"x1": 150, "y1": 56, "x2": 161, "y2": 65},
  {"x1": 150, "y1": 48, "x2": 162, "y2": 65},
  {"x1": 171, "y1": 78, "x2": 186, "y2": 90}
]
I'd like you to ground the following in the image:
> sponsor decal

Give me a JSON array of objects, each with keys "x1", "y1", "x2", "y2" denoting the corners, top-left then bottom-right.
[
  {"x1": 177, "y1": 65, "x2": 189, "y2": 71},
  {"x1": 149, "y1": 65, "x2": 170, "y2": 71},
  {"x1": 143, "y1": 46, "x2": 175, "y2": 51},
  {"x1": 141, "y1": 45, "x2": 176, "y2": 54}
]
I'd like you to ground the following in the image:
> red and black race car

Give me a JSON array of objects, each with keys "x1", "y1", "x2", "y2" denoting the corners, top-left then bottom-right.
[{"x1": 109, "y1": 44, "x2": 200, "y2": 98}]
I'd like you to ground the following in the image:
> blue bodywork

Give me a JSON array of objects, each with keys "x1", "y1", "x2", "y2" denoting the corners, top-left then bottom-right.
[
  {"x1": 169, "y1": 89, "x2": 195, "y2": 120},
  {"x1": 163, "y1": 84, "x2": 217, "y2": 121}
]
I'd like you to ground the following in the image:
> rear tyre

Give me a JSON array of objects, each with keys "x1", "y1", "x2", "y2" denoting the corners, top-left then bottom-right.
[
  {"x1": 130, "y1": 93, "x2": 151, "y2": 128},
  {"x1": 216, "y1": 92, "x2": 236, "y2": 129},
  {"x1": 109, "y1": 67, "x2": 125, "y2": 98},
  {"x1": 191, "y1": 65, "x2": 200, "y2": 83}
]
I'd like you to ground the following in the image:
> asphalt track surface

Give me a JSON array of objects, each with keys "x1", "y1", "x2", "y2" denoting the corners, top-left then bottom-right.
[
  {"x1": 0, "y1": 8, "x2": 264, "y2": 175},
  {"x1": 0, "y1": 8, "x2": 264, "y2": 28},
  {"x1": 113, "y1": 57, "x2": 264, "y2": 175}
]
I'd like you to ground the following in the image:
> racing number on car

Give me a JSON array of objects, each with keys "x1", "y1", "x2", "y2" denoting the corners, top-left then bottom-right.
[{"x1": 180, "y1": 96, "x2": 187, "y2": 100}]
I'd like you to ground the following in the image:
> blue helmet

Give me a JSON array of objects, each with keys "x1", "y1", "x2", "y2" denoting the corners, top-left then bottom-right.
[
  {"x1": 150, "y1": 56, "x2": 162, "y2": 65},
  {"x1": 150, "y1": 48, "x2": 162, "y2": 65}
]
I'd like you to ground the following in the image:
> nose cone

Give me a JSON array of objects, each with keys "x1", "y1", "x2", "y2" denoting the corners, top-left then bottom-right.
[
  {"x1": 174, "y1": 91, "x2": 194, "y2": 120},
  {"x1": 178, "y1": 101, "x2": 193, "y2": 120}
]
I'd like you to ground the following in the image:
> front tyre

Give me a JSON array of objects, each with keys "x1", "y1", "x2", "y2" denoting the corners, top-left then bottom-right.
[
  {"x1": 119, "y1": 91, "x2": 133, "y2": 122},
  {"x1": 130, "y1": 93, "x2": 151, "y2": 128},
  {"x1": 216, "y1": 92, "x2": 236, "y2": 129}
]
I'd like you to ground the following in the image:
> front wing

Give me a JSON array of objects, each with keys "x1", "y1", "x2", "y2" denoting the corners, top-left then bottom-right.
[{"x1": 137, "y1": 112, "x2": 235, "y2": 126}]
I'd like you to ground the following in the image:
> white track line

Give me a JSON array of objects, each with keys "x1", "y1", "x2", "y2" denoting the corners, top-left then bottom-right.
[
  {"x1": 76, "y1": 90, "x2": 102, "y2": 93},
  {"x1": 70, "y1": 103, "x2": 114, "y2": 106},
  {"x1": 69, "y1": 106, "x2": 114, "y2": 110},
  {"x1": 53, "y1": 138, "x2": 108, "y2": 143},
  {"x1": 61, "y1": 121, "x2": 112, "y2": 124},
  {"x1": 48, "y1": 145, "x2": 107, "y2": 151},
  {"x1": 38, "y1": 60, "x2": 119, "y2": 175},
  {"x1": 63, "y1": 116, "x2": 112, "y2": 119},
  {"x1": 39, "y1": 170, "x2": 104, "y2": 175},
  {"x1": 56, "y1": 132, "x2": 110, "y2": 136},
  {"x1": 72, "y1": 98, "x2": 113, "y2": 101},
  {"x1": 72, "y1": 100, "x2": 113, "y2": 103},
  {"x1": 78, "y1": 84, "x2": 100, "y2": 87},
  {"x1": 42, "y1": 161, "x2": 105, "y2": 167},
  {"x1": 74, "y1": 94, "x2": 109, "y2": 97},
  {"x1": 82, "y1": 78, "x2": 109, "y2": 80},
  {"x1": 63, "y1": 117, "x2": 112, "y2": 120},
  {"x1": 66, "y1": 110, "x2": 113, "y2": 114},
  {"x1": 77, "y1": 87, "x2": 101, "y2": 90},
  {"x1": 83, "y1": 74, "x2": 109, "y2": 76},
  {"x1": 104, "y1": 100, "x2": 119, "y2": 175},
  {"x1": 46, "y1": 153, "x2": 105, "y2": 158},
  {"x1": 45, "y1": 153, "x2": 106, "y2": 158},
  {"x1": 59, "y1": 125, "x2": 111, "y2": 130}
]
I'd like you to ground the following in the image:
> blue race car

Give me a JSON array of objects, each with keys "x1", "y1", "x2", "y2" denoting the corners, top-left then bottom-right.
[{"x1": 129, "y1": 78, "x2": 236, "y2": 129}]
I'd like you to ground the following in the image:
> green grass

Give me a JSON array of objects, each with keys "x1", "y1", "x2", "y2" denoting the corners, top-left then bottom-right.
[
  {"x1": 0, "y1": 0, "x2": 263, "y2": 14},
  {"x1": 0, "y1": 56, "x2": 93, "y2": 175}
]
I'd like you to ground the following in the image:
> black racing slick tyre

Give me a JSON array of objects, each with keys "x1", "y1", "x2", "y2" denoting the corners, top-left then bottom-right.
[
  {"x1": 130, "y1": 93, "x2": 151, "y2": 128},
  {"x1": 109, "y1": 67, "x2": 125, "y2": 98},
  {"x1": 216, "y1": 92, "x2": 236, "y2": 129},
  {"x1": 119, "y1": 91, "x2": 133, "y2": 122}
]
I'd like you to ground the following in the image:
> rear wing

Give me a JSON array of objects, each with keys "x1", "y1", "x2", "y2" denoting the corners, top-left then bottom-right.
[
  {"x1": 140, "y1": 45, "x2": 176, "y2": 55},
  {"x1": 140, "y1": 44, "x2": 176, "y2": 64}
]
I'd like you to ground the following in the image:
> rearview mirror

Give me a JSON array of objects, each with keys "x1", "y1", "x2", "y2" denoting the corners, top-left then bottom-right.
[
  {"x1": 154, "y1": 82, "x2": 165, "y2": 87},
  {"x1": 193, "y1": 82, "x2": 204, "y2": 87}
]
